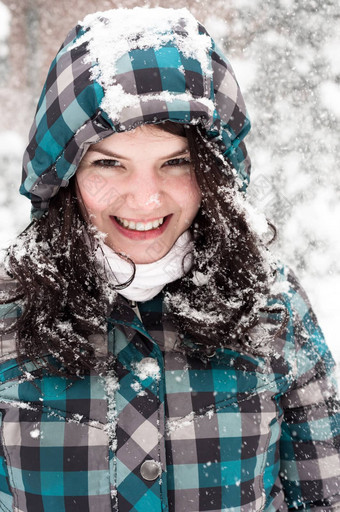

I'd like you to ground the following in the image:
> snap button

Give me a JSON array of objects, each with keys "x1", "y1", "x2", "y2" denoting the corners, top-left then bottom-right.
[{"x1": 140, "y1": 460, "x2": 161, "y2": 481}]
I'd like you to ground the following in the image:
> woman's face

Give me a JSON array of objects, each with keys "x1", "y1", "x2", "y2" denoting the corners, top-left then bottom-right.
[{"x1": 76, "y1": 125, "x2": 201, "y2": 263}]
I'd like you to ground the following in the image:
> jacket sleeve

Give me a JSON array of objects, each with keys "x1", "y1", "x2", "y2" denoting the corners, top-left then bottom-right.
[
  {"x1": 0, "y1": 413, "x2": 13, "y2": 511},
  {"x1": 278, "y1": 268, "x2": 340, "y2": 510},
  {"x1": 0, "y1": 268, "x2": 22, "y2": 508}
]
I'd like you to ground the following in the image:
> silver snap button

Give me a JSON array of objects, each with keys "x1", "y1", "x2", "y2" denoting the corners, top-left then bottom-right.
[{"x1": 140, "y1": 460, "x2": 161, "y2": 481}]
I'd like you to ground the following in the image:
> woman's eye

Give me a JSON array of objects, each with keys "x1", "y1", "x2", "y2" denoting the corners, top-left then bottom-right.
[
  {"x1": 93, "y1": 159, "x2": 121, "y2": 168},
  {"x1": 164, "y1": 157, "x2": 192, "y2": 167}
]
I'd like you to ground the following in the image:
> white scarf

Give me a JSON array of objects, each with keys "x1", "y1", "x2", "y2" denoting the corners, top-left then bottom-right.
[{"x1": 98, "y1": 230, "x2": 193, "y2": 302}]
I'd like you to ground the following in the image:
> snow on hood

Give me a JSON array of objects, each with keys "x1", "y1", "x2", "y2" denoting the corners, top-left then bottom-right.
[{"x1": 20, "y1": 7, "x2": 251, "y2": 218}]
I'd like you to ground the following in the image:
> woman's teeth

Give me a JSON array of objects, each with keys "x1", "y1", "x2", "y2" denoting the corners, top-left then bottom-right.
[{"x1": 115, "y1": 216, "x2": 165, "y2": 231}]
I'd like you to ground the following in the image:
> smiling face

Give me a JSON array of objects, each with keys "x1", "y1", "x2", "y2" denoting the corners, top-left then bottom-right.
[{"x1": 76, "y1": 125, "x2": 202, "y2": 263}]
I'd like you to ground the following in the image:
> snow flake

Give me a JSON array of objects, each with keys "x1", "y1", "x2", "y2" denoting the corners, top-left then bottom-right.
[
  {"x1": 205, "y1": 409, "x2": 215, "y2": 420},
  {"x1": 29, "y1": 428, "x2": 40, "y2": 439}
]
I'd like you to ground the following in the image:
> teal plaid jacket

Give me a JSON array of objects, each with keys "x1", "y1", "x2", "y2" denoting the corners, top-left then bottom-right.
[{"x1": 0, "y1": 266, "x2": 339, "y2": 511}]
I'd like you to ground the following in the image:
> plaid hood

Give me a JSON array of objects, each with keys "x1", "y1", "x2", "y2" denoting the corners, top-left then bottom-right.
[{"x1": 20, "y1": 7, "x2": 251, "y2": 218}]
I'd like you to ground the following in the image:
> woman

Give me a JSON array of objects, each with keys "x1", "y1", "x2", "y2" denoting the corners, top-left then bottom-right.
[{"x1": 0, "y1": 7, "x2": 339, "y2": 512}]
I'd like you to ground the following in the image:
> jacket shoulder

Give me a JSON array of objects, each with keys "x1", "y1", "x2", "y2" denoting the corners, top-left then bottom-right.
[
  {"x1": 271, "y1": 263, "x2": 324, "y2": 342},
  {"x1": 271, "y1": 263, "x2": 337, "y2": 389}
]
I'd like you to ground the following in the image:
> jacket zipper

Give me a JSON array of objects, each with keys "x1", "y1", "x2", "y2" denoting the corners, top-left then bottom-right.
[{"x1": 129, "y1": 300, "x2": 142, "y2": 322}]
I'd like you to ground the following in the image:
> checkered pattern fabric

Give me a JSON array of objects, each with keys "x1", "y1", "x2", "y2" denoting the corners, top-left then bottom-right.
[
  {"x1": 0, "y1": 266, "x2": 339, "y2": 511},
  {"x1": 20, "y1": 8, "x2": 251, "y2": 218}
]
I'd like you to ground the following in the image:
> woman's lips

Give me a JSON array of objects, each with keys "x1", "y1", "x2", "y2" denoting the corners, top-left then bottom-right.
[{"x1": 110, "y1": 214, "x2": 173, "y2": 240}]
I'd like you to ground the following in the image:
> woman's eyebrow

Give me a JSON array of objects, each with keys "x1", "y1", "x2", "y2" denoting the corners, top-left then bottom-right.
[
  {"x1": 87, "y1": 147, "x2": 190, "y2": 159},
  {"x1": 165, "y1": 148, "x2": 190, "y2": 158}
]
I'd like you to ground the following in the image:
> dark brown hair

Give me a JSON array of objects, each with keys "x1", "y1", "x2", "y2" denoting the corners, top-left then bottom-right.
[
  {"x1": 162, "y1": 123, "x2": 281, "y2": 357},
  {"x1": 1, "y1": 122, "x2": 283, "y2": 374}
]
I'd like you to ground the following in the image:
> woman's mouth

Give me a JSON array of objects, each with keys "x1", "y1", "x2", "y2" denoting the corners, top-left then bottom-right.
[
  {"x1": 110, "y1": 214, "x2": 172, "y2": 240},
  {"x1": 115, "y1": 215, "x2": 165, "y2": 231}
]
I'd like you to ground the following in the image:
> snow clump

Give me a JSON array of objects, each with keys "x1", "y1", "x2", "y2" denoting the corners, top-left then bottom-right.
[
  {"x1": 134, "y1": 358, "x2": 160, "y2": 381},
  {"x1": 74, "y1": 7, "x2": 215, "y2": 124},
  {"x1": 103, "y1": 371, "x2": 120, "y2": 451}
]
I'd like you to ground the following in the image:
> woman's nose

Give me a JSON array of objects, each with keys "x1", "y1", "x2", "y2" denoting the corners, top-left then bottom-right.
[{"x1": 125, "y1": 171, "x2": 164, "y2": 210}]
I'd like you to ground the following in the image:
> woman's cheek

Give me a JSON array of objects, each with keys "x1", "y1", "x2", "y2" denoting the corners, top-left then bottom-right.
[
  {"x1": 177, "y1": 173, "x2": 200, "y2": 196},
  {"x1": 77, "y1": 171, "x2": 117, "y2": 213},
  {"x1": 184, "y1": 176, "x2": 202, "y2": 205}
]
